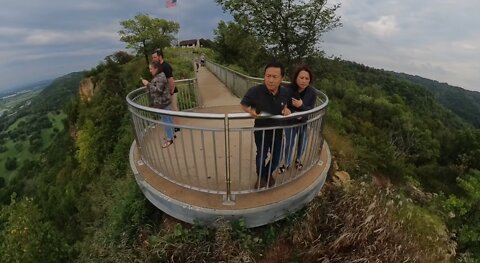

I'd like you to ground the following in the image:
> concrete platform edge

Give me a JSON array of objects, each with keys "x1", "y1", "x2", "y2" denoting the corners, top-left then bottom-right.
[{"x1": 129, "y1": 140, "x2": 331, "y2": 228}]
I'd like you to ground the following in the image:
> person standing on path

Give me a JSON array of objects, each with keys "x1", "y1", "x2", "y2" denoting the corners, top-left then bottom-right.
[
  {"x1": 200, "y1": 53, "x2": 205, "y2": 67},
  {"x1": 241, "y1": 61, "x2": 292, "y2": 189},
  {"x1": 194, "y1": 57, "x2": 200, "y2": 72}
]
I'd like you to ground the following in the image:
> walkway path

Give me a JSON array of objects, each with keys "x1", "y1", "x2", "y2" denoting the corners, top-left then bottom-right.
[{"x1": 195, "y1": 64, "x2": 241, "y2": 108}]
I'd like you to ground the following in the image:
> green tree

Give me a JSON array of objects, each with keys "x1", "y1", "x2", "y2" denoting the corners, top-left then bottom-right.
[
  {"x1": 0, "y1": 197, "x2": 69, "y2": 262},
  {"x1": 105, "y1": 51, "x2": 135, "y2": 65},
  {"x1": 215, "y1": 0, "x2": 341, "y2": 71},
  {"x1": 4, "y1": 157, "x2": 17, "y2": 171},
  {"x1": 119, "y1": 13, "x2": 179, "y2": 65},
  {"x1": 443, "y1": 170, "x2": 480, "y2": 257},
  {"x1": 213, "y1": 21, "x2": 267, "y2": 75},
  {"x1": 0, "y1": 144, "x2": 7, "y2": 153}
]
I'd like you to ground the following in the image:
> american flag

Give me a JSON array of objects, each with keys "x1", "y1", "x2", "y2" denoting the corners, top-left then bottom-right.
[{"x1": 166, "y1": 0, "x2": 177, "y2": 8}]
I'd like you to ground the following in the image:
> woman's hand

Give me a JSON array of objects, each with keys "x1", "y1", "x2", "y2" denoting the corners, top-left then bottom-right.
[
  {"x1": 141, "y1": 78, "x2": 149, "y2": 86},
  {"x1": 292, "y1": 98, "x2": 303, "y2": 108}
]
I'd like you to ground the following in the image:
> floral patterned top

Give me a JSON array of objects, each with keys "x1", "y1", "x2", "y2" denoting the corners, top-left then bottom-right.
[{"x1": 147, "y1": 72, "x2": 170, "y2": 109}]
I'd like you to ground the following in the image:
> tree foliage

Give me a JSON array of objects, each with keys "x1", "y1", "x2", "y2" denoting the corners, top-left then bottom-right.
[
  {"x1": 213, "y1": 21, "x2": 268, "y2": 75},
  {"x1": 0, "y1": 197, "x2": 69, "y2": 262},
  {"x1": 443, "y1": 170, "x2": 480, "y2": 257},
  {"x1": 3, "y1": 42, "x2": 480, "y2": 261},
  {"x1": 4, "y1": 157, "x2": 17, "y2": 171},
  {"x1": 215, "y1": 0, "x2": 341, "y2": 71},
  {"x1": 119, "y1": 13, "x2": 179, "y2": 65},
  {"x1": 395, "y1": 72, "x2": 480, "y2": 128}
]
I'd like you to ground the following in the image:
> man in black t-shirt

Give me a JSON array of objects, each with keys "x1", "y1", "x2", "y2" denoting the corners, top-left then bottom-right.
[
  {"x1": 241, "y1": 61, "x2": 292, "y2": 188},
  {"x1": 152, "y1": 49, "x2": 177, "y2": 111}
]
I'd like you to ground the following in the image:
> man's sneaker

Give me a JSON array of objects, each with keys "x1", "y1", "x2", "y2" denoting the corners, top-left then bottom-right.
[
  {"x1": 254, "y1": 177, "x2": 275, "y2": 189},
  {"x1": 267, "y1": 176, "x2": 276, "y2": 187},
  {"x1": 254, "y1": 178, "x2": 268, "y2": 189}
]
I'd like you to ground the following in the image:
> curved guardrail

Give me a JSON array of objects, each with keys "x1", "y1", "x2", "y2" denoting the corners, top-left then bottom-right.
[{"x1": 127, "y1": 61, "x2": 328, "y2": 203}]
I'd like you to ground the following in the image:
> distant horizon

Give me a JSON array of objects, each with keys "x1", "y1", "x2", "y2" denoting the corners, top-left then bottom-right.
[
  {"x1": 0, "y1": 78, "x2": 54, "y2": 97},
  {"x1": 3, "y1": 55, "x2": 480, "y2": 99},
  {"x1": 1, "y1": 1, "x2": 479, "y2": 92}
]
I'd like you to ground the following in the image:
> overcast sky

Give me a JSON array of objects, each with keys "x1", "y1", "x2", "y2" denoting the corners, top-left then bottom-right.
[
  {"x1": 323, "y1": 0, "x2": 480, "y2": 92},
  {"x1": 1, "y1": 0, "x2": 479, "y2": 93}
]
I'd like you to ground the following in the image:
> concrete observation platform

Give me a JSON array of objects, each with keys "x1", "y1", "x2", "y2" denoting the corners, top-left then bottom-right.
[{"x1": 128, "y1": 62, "x2": 331, "y2": 227}]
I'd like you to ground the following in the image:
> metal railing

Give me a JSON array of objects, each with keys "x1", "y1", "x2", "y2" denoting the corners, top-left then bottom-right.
[
  {"x1": 127, "y1": 61, "x2": 328, "y2": 203},
  {"x1": 207, "y1": 62, "x2": 264, "y2": 98}
]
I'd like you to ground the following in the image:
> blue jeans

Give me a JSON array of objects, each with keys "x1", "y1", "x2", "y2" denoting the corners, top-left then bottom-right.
[
  {"x1": 161, "y1": 105, "x2": 174, "y2": 140},
  {"x1": 254, "y1": 128, "x2": 283, "y2": 180},
  {"x1": 284, "y1": 124, "x2": 307, "y2": 167}
]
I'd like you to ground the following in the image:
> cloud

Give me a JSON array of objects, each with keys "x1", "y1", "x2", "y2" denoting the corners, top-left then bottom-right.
[
  {"x1": 363, "y1": 15, "x2": 397, "y2": 37},
  {"x1": 323, "y1": 0, "x2": 480, "y2": 92},
  {"x1": 0, "y1": 26, "x2": 27, "y2": 36},
  {"x1": 24, "y1": 29, "x2": 119, "y2": 45},
  {"x1": 0, "y1": 0, "x2": 231, "y2": 91},
  {"x1": 1, "y1": 0, "x2": 479, "y2": 93}
]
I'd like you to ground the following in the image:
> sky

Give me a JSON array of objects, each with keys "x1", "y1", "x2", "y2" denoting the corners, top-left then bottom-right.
[
  {"x1": 323, "y1": 0, "x2": 480, "y2": 92},
  {"x1": 0, "y1": 0, "x2": 479, "y2": 93}
]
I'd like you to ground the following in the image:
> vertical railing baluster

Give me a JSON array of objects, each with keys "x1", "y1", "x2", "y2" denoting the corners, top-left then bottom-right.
[{"x1": 223, "y1": 114, "x2": 234, "y2": 204}]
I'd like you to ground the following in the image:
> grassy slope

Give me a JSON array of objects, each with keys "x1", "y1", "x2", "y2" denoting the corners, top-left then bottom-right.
[
  {"x1": 0, "y1": 112, "x2": 67, "y2": 182},
  {"x1": 0, "y1": 90, "x2": 41, "y2": 109}
]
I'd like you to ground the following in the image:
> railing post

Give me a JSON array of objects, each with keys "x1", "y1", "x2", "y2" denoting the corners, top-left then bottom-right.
[{"x1": 223, "y1": 114, "x2": 235, "y2": 205}]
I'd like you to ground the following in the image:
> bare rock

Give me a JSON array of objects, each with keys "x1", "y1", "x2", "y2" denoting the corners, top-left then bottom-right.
[
  {"x1": 333, "y1": 171, "x2": 350, "y2": 186},
  {"x1": 79, "y1": 77, "x2": 96, "y2": 102}
]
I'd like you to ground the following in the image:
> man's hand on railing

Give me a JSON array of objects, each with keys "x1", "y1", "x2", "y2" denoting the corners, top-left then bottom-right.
[
  {"x1": 242, "y1": 105, "x2": 259, "y2": 118},
  {"x1": 281, "y1": 104, "x2": 291, "y2": 116}
]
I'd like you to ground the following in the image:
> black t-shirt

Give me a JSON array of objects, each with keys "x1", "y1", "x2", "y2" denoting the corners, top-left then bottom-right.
[
  {"x1": 290, "y1": 85, "x2": 317, "y2": 112},
  {"x1": 241, "y1": 84, "x2": 292, "y2": 127},
  {"x1": 288, "y1": 85, "x2": 317, "y2": 123},
  {"x1": 161, "y1": 61, "x2": 175, "y2": 92},
  {"x1": 161, "y1": 61, "x2": 173, "y2": 79}
]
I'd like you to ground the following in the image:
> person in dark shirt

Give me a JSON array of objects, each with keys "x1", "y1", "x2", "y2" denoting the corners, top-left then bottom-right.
[
  {"x1": 152, "y1": 49, "x2": 175, "y2": 97},
  {"x1": 279, "y1": 65, "x2": 317, "y2": 173},
  {"x1": 152, "y1": 48, "x2": 180, "y2": 133},
  {"x1": 241, "y1": 61, "x2": 292, "y2": 188}
]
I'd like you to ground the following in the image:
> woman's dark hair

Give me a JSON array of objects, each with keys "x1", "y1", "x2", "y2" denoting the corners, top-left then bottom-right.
[
  {"x1": 291, "y1": 64, "x2": 314, "y2": 88},
  {"x1": 150, "y1": 61, "x2": 164, "y2": 75}
]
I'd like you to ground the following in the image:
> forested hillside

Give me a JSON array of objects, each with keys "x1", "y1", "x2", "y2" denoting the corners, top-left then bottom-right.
[
  {"x1": 1, "y1": 14, "x2": 480, "y2": 261},
  {"x1": 0, "y1": 46, "x2": 476, "y2": 262},
  {"x1": 393, "y1": 72, "x2": 480, "y2": 128},
  {"x1": 215, "y1": 21, "x2": 480, "y2": 258},
  {"x1": 0, "y1": 72, "x2": 84, "y2": 191},
  {"x1": 314, "y1": 58, "x2": 480, "y2": 261}
]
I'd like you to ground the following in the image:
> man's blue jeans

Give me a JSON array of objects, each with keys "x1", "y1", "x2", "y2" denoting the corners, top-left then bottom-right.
[
  {"x1": 161, "y1": 104, "x2": 174, "y2": 140},
  {"x1": 254, "y1": 128, "x2": 283, "y2": 180},
  {"x1": 284, "y1": 124, "x2": 307, "y2": 167}
]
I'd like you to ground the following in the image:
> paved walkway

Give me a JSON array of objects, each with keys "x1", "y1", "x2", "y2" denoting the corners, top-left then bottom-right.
[{"x1": 195, "y1": 65, "x2": 241, "y2": 108}]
